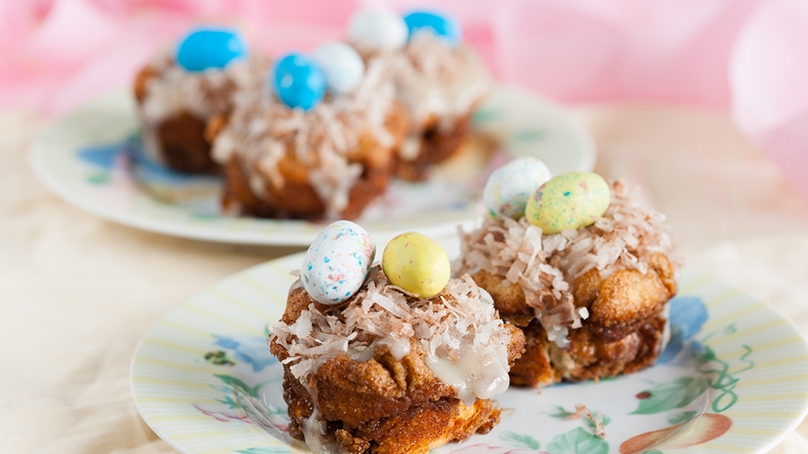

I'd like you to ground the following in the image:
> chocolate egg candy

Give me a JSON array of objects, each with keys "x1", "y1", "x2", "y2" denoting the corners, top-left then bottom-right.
[
  {"x1": 483, "y1": 157, "x2": 552, "y2": 219},
  {"x1": 525, "y1": 171, "x2": 611, "y2": 234},
  {"x1": 312, "y1": 42, "x2": 365, "y2": 95},
  {"x1": 403, "y1": 10, "x2": 462, "y2": 47},
  {"x1": 348, "y1": 8, "x2": 408, "y2": 51},
  {"x1": 273, "y1": 53, "x2": 327, "y2": 111},
  {"x1": 301, "y1": 221, "x2": 376, "y2": 305},
  {"x1": 382, "y1": 232, "x2": 450, "y2": 298},
  {"x1": 176, "y1": 27, "x2": 248, "y2": 72}
]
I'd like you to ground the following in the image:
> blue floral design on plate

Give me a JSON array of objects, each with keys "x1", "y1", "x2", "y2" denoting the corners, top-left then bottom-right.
[
  {"x1": 77, "y1": 142, "x2": 123, "y2": 169},
  {"x1": 658, "y1": 295, "x2": 709, "y2": 364},
  {"x1": 76, "y1": 134, "x2": 221, "y2": 185},
  {"x1": 214, "y1": 334, "x2": 278, "y2": 373}
]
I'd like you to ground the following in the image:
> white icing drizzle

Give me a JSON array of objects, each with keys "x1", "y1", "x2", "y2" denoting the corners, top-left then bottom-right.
[
  {"x1": 425, "y1": 340, "x2": 510, "y2": 406},
  {"x1": 212, "y1": 58, "x2": 397, "y2": 217},
  {"x1": 302, "y1": 408, "x2": 343, "y2": 454}
]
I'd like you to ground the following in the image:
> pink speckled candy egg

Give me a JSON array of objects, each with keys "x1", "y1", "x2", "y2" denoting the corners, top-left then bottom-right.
[
  {"x1": 525, "y1": 171, "x2": 610, "y2": 234},
  {"x1": 301, "y1": 221, "x2": 375, "y2": 305},
  {"x1": 483, "y1": 156, "x2": 552, "y2": 218}
]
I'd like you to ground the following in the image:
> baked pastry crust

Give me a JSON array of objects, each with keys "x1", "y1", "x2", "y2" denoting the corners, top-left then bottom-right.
[{"x1": 460, "y1": 180, "x2": 680, "y2": 387}]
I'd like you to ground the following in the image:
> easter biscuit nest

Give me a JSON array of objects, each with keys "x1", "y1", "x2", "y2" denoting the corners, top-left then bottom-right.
[
  {"x1": 133, "y1": 50, "x2": 268, "y2": 174},
  {"x1": 458, "y1": 180, "x2": 680, "y2": 387},
  {"x1": 269, "y1": 270, "x2": 525, "y2": 454},
  {"x1": 393, "y1": 32, "x2": 491, "y2": 181},
  {"x1": 356, "y1": 32, "x2": 491, "y2": 181},
  {"x1": 210, "y1": 58, "x2": 409, "y2": 220}
]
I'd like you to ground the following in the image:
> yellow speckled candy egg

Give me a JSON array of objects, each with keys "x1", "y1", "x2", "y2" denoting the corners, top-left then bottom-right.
[
  {"x1": 382, "y1": 232, "x2": 450, "y2": 298},
  {"x1": 525, "y1": 171, "x2": 610, "y2": 234}
]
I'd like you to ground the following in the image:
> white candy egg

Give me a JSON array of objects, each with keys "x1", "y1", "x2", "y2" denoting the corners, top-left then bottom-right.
[
  {"x1": 301, "y1": 221, "x2": 376, "y2": 305},
  {"x1": 348, "y1": 8, "x2": 408, "y2": 51},
  {"x1": 483, "y1": 157, "x2": 552, "y2": 218},
  {"x1": 312, "y1": 41, "x2": 365, "y2": 95}
]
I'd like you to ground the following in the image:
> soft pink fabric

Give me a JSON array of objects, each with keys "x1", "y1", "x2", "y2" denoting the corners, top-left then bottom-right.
[
  {"x1": 730, "y1": 0, "x2": 808, "y2": 197},
  {"x1": 0, "y1": 0, "x2": 806, "y2": 197}
]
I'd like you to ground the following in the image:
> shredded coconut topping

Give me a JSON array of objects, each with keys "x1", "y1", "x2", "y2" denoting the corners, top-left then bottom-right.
[
  {"x1": 459, "y1": 180, "x2": 679, "y2": 344},
  {"x1": 270, "y1": 268, "x2": 512, "y2": 381},
  {"x1": 140, "y1": 49, "x2": 268, "y2": 123},
  {"x1": 211, "y1": 58, "x2": 397, "y2": 217},
  {"x1": 572, "y1": 404, "x2": 607, "y2": 439}
]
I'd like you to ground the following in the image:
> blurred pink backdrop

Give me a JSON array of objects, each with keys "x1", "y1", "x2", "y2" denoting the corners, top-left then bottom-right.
[{"x1": 1, "y1": 0, "x2": 806, "y2": 197}]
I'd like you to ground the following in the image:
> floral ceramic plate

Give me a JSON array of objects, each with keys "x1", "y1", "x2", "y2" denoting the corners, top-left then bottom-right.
[
  {"x1": 30, "y1": 86, "x2": 595, "y2": 246},
  {"x1": 130, "y1": 249, "x2": 808, "y2": 454}
]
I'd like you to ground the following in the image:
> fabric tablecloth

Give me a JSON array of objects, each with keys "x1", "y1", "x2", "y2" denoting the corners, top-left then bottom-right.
[{"x1": 1, "y1": 103, "x2": 807, "y2": 453}]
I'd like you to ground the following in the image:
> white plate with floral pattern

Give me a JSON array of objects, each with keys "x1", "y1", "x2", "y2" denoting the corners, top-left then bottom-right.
[
  {"x1": 30, "y1": 85, "x2": 595, "y2": 246},
  {"x1": 130, "y1": 250, "x2": 808, "y2": 454},
  {"x1": 31, "y1": 87, "x2": 595, "y2": 245}
]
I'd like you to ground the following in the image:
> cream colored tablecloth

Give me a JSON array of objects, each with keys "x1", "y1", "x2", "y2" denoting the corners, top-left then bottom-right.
[{"x1": 1, "y1": 104, "x2": 807, "y2": 453}]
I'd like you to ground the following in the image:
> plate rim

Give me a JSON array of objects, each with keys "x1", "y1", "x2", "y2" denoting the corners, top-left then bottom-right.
[
  {"x1": 130, "y1": 252, "x2": 808, "y2": 454},
  {"x1": 30, "y1": 85, "x2": 597, "y2": 246}
]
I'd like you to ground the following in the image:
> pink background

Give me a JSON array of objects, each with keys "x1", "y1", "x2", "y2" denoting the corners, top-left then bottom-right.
[{"x1": 2, "y1": 0, "x2": 806, "y2": 197}]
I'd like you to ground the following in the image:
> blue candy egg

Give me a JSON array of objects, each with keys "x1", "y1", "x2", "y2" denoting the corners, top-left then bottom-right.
[
  {"x1": 403, "y1": 11, "x2": 462, "y2": 47},
  {"x1": 175, "y1": 27, "x2": 248, "y2": 72},
  {"x1": 312, "y1": 42, "x2": 365, "y2": 95},
  {"x1": 273, "y1": 53, "x2": 327, "y2": 111}
]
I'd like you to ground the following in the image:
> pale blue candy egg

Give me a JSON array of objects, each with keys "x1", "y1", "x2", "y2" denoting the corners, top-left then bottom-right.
[
  {"x1": 272, "y1": 53, "x2": 327, "y2": 111},
  {"x1": 312, "y1": 42, "x2": 365, "y2": 95},
  {"x1": 175, "y1": 27, "x2": 248, "y2": 72},
  {"x1": 483, "y1": 157, "x2": 552, "y2": 219},
  {"x1": 301, "y1": 221, "x2": 376, "y2": 305},
  {"x1": 348, "y1": 8, "x2": 408, "y2": 51},
  {"x1": 403, "y1": 10, "x2": 462, "y2": 47}
]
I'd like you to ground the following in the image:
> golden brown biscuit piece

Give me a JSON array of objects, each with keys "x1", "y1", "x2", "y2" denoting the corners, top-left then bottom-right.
[
  {"x1": 271, "y1": 284, "x2": 525, "y2": 454},
  {"x1": 474, "y1": 252, "x2": 675, "y2": 387}
]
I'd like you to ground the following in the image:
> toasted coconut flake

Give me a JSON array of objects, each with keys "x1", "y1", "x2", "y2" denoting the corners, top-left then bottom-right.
[
  {"x1": 573, "y1": 404, "x2": 607, "y2": 438},
  {"x1": 271, "y1": 268, "x2": 511, "y2": 381}
]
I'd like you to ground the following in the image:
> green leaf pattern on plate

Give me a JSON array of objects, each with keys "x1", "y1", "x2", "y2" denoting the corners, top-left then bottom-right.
[
  {"x1": 547, "y1": 427, "x2": 608, "y2": 454},
  {"x1": 632, "y1": 376, "x2": 712, "y2": 415},
  {"x1": 500, "y1": 430, "x2": 541, "y2": 450},
  {"x1": 236, "y1": 448, "x2": 291, "y2": 454}
]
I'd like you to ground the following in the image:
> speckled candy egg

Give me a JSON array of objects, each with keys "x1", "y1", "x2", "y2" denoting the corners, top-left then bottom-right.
[
  {"x1": 312, "y1": 42, "x2": 365, "y2": 95},
  {"x1": 348, "y1": 8, "x2": 408, "y2": 51},
  {"x1": 176, "y1": 27, "x2": 247, "y2": 72},
  {"x1": 483, "y1": 157, "x2": 552, "y2": 218},
  {"x1": 301, "y1": 221, "x2": 375, "y2": 305},
  {"x1": 382, "y1": 232, "x2": 450, "y2": 298},
  {"x1": 525, "y1": 171, "x2": 611, "y2": 234},
  {"x1": 403, "y1": 10, "x2": 462, "y2": 47},
  {"x1": 273, "y1": 53, "x2": 327, "y2": 111}
]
